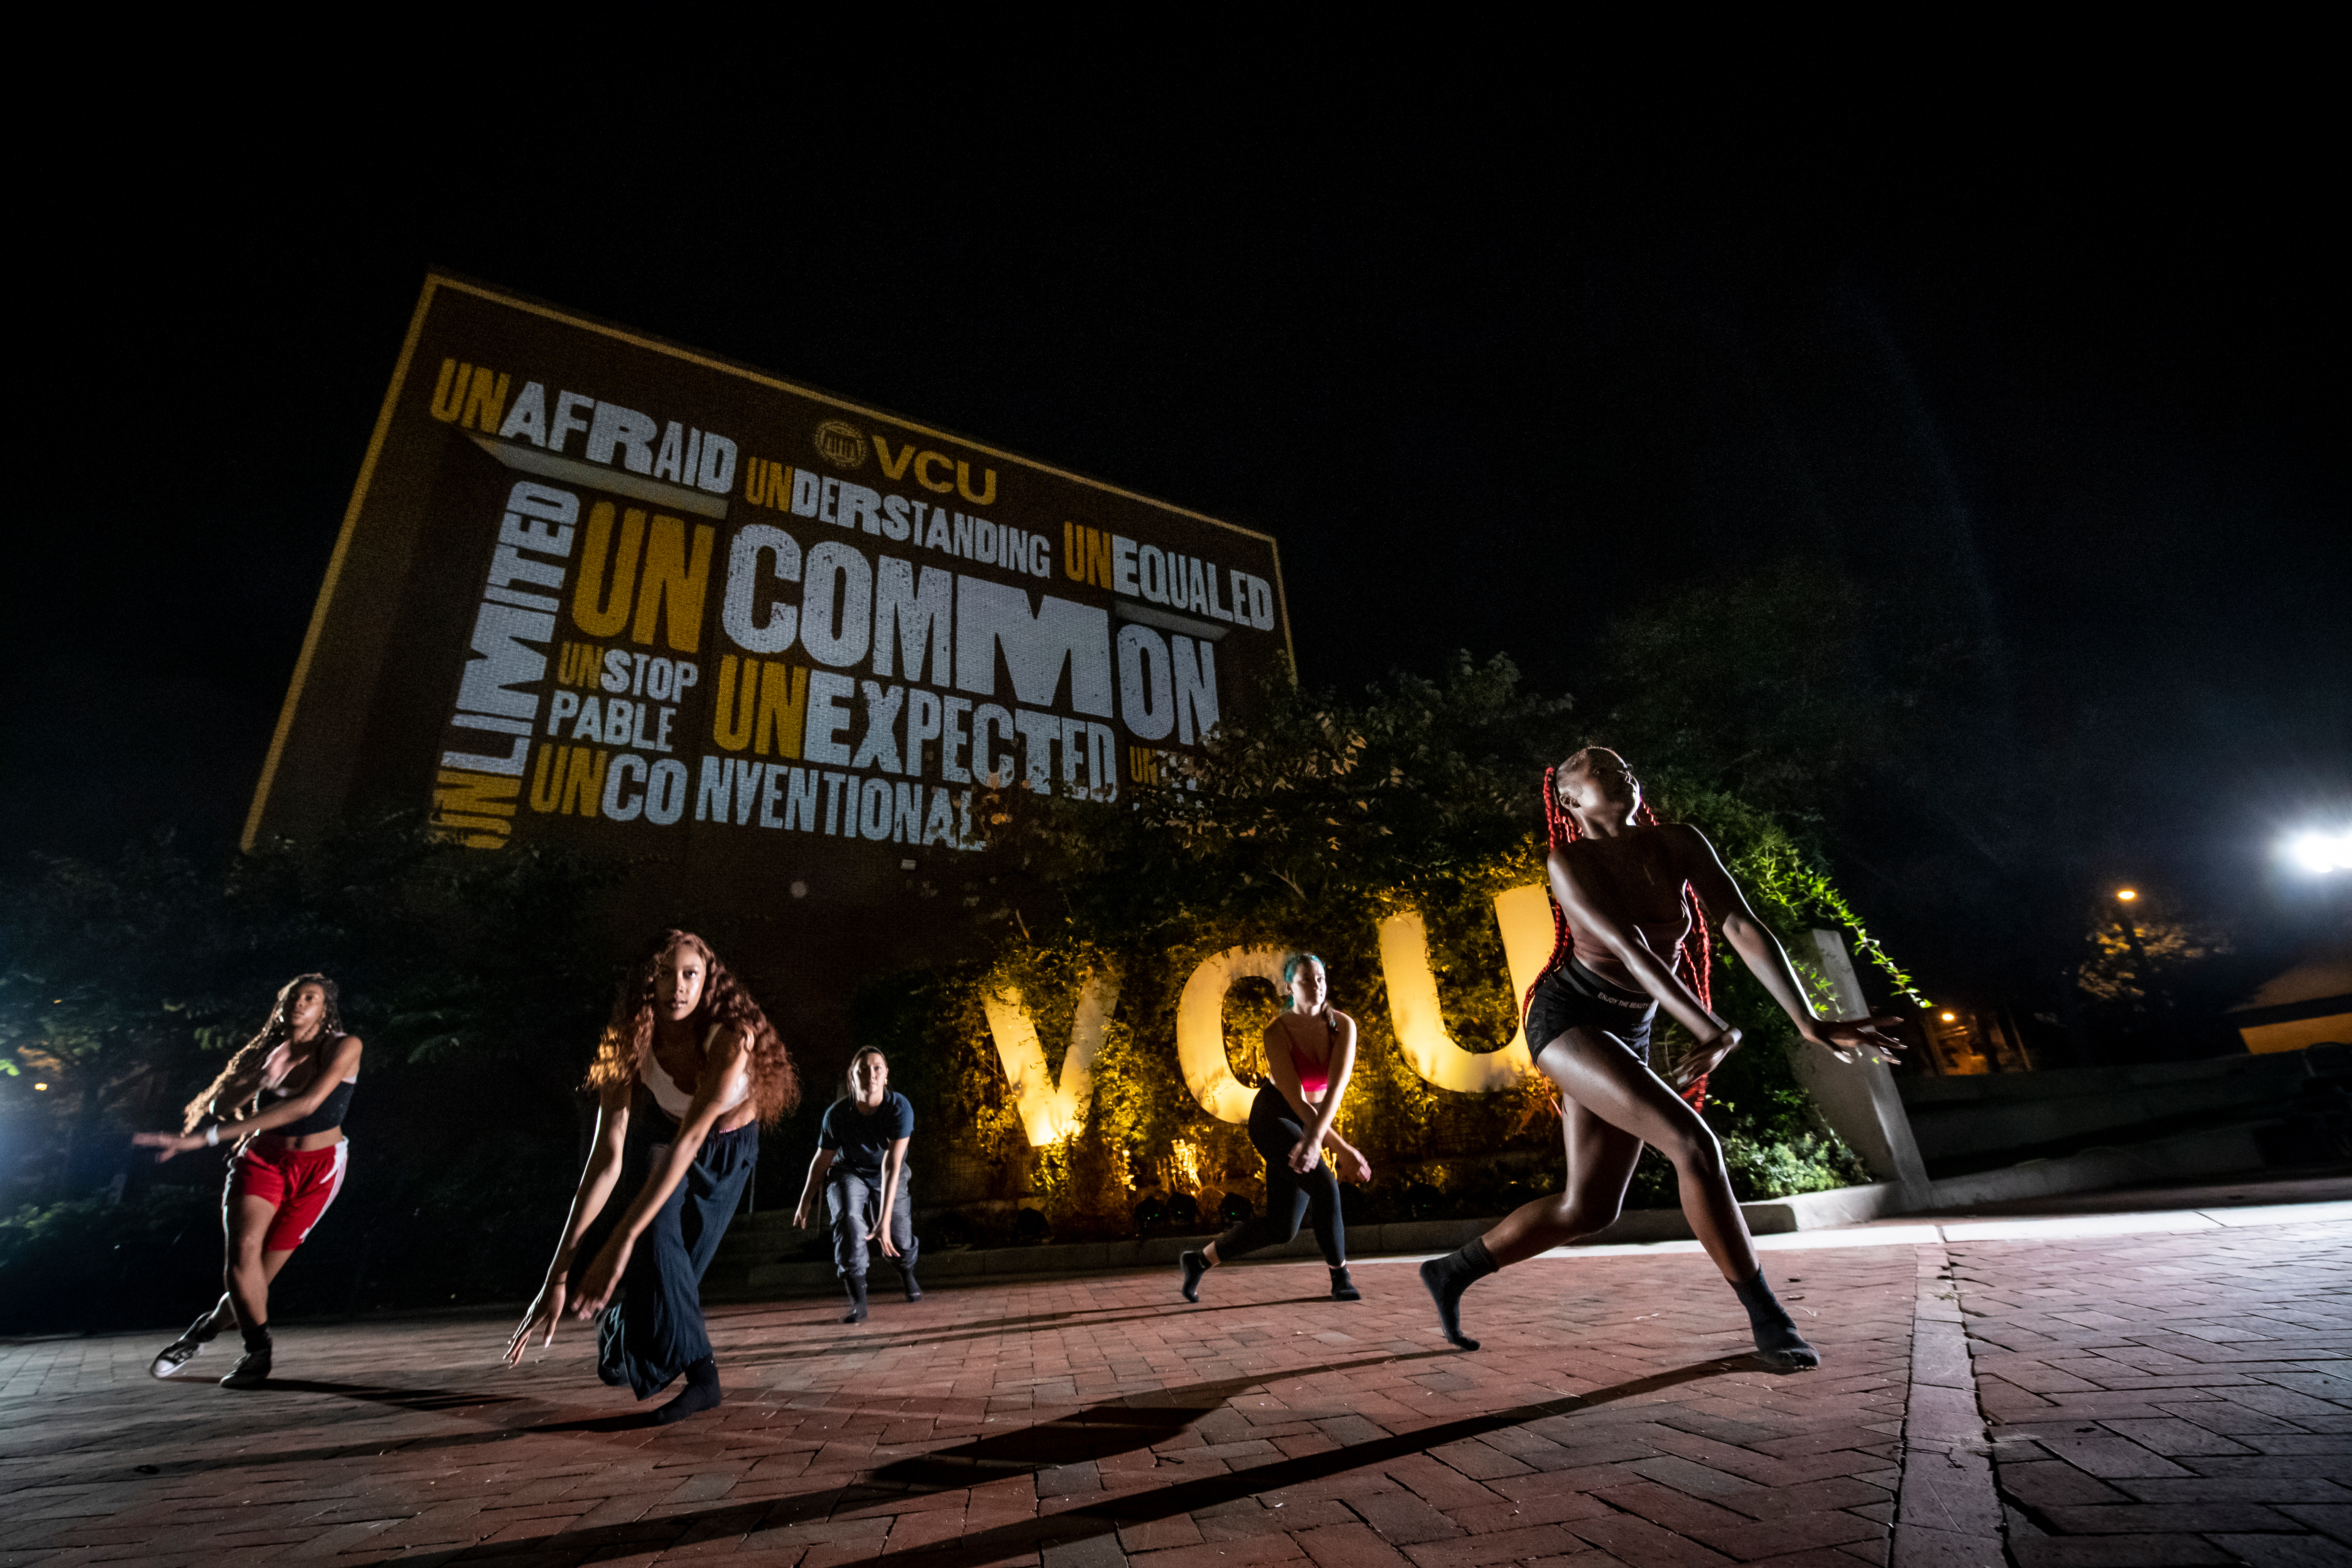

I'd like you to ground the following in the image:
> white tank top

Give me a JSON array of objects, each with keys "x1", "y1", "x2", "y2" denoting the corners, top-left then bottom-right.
[{"x1": 640, "y1": 1026, "x2": 749, "y2": 1119}]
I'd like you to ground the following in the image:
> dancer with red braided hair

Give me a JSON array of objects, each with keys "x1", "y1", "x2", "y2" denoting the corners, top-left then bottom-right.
[
  {"x1": 505, "y1": 931, "x2": 800, "y2": 1424},
  {"x1": 1420, "y1": 749, "x2": 1902, "y2": 1366}
]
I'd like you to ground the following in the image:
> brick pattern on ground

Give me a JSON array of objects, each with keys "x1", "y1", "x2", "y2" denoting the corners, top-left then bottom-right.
[
  {"x1": 1955, "y1": 1217, "x2": 2352, "y2": 1568},
  {"x1": 6, "y1": 1216, "x2": 2348, "y2": 1568},
  {"x1": 0, "y1": 1245, "x2": 1919, "y2": 1566}
]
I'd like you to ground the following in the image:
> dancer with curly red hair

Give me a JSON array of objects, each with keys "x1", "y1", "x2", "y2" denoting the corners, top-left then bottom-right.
[
  {"x1": 505, "y1": 931, "x2": 799, "y2": 1423},
  {"x1": 134, "y1": 973, "x2": 362, "y2": 1390},
  {"x1": 1420, "y1": 749, "x2": 1902, "y2": 1367}
]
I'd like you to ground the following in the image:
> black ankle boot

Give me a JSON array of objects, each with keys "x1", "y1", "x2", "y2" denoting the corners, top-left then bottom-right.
[
  {"x1": 841, "y1": 1274, "x2": 868, "y2": 1324},
  {"x1": 1330, "y1": 1266, "x2": 1360, "y2": 1301}
]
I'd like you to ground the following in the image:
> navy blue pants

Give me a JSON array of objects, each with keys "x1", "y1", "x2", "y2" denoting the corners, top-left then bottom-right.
[
  {"x1": 573, "y1": 1119, "x2": 757, "y2": 1399},
  {"x1": 1213, "y1": 1085, "x2": 1345, "y2": 1266}
]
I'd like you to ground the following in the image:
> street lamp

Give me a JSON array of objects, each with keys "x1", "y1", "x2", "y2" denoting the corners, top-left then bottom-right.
[
  {"x1": 2113, "y1": 888, "x2": 2153, "y2": 970},
  {"x1": 2282, "y1": 830, "x2": 2352, "y2": 876}
]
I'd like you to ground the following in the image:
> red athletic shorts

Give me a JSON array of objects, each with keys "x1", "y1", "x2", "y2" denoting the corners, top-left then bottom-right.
[{"x1": 227, "y1": 1138, "x2": 349, "y2": 1252}]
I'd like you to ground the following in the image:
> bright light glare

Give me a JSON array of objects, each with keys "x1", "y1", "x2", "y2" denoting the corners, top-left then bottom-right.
[
  {"x1": 1939, "y1": 1011, "x2": 1957, "y2": 1022},
  {"x1": 2284, "y1": 830, "x2": 2352, "y2": 875},
  {"x1": 2116, "y1": 888, "x2": 2138, "y2": 901}
]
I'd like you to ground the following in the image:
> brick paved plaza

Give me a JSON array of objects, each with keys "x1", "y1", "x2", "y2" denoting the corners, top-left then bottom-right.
[{"x1": 3, "y1": 1199, "x2": 2347, "y2": 1568}]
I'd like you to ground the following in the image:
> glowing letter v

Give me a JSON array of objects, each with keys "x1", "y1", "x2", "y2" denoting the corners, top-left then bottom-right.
[{"x1": 982, "y1": 969, "x2": 1120, "y2": 1145}]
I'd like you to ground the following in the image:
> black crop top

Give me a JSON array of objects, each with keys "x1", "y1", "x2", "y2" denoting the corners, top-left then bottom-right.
[{"x1": 264, "y1": 1036, "x2": 357, "y2": 1137}]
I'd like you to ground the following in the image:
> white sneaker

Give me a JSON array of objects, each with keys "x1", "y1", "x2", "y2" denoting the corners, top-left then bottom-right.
[{"x1": 150, "y1": 1315, "x2": 220, "y2": 1379}]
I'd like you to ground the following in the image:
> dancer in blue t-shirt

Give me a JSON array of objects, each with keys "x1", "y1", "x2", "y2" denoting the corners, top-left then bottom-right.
[{"x1": 794, "y1": 1048, "x2": 918, "y2": 1322}]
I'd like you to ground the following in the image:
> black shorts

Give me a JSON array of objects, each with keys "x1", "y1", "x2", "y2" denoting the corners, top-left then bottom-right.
[{"x1": 1526, "y1": 959, "x2": 1657, "y2": 1064}]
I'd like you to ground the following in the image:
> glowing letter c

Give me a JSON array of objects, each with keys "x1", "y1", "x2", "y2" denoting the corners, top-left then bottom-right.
[{"x1": 1174, "y1": 946, "x2": 1288, "y2": 1124}]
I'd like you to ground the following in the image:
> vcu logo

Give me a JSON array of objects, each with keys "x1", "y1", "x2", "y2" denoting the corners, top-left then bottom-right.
[{"x1": 813, "y1": 420, "x2": 868, "y2": 469}]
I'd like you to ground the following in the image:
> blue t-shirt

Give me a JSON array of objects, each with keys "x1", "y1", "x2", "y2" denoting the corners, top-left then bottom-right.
[{"x1": 819, "y1": 1092, "x2": 913, "y2": 1179}]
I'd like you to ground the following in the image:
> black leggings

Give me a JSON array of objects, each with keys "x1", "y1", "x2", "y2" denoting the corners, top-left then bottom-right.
[{"x1": 1214, "y1": 1084, "x2": 1345, "y2": 1266}]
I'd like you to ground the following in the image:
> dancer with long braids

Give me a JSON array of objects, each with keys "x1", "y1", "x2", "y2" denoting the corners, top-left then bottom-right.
[
  {"x1": 1420, "y1": 749, "x2": 1902, "y2": 1365},
  {"x1": 135, "y1": 974, "x2": 362, "y2": 1390},
  {"x1": 1179, "y1": 953, "x2": 1371, "y2": 1304},
  {"x1": 505, "y1": 931, "x2": 799, "y2": 1424}
]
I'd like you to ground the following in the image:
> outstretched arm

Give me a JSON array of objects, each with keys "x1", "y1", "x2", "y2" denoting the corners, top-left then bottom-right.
[
  {"x1": 135, "y1": 1036, "x2": 365, "y2": 1160},
  {"x1": 506, "y1": 1077, "x2": 631, "y2": 1364},
  {"x1": 1672, "y1": 825, "x2": 1904, "y2": 1064},
  {"x1": 571, "y1": 1028, "x2": 752, "y2": 1317}
]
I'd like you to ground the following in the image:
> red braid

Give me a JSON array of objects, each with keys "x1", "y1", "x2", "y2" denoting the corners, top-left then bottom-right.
[
  {"x1": 1525, "y1": 764, "x2": 1580, "y2": 1015},
  {"x1": 1527, "y1": 762, "x2": 1715, "y2": 1110}
]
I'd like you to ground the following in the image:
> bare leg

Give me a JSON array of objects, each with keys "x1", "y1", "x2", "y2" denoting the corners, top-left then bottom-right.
[
  {"x1": 1524, "y1": 1029, "x2": 1759, "y2": 1283},
  {"x1": 1424, "y1": 1025, "x2": 1810, "y2": 1364},
  {"x1": 223, "y1": 1195, "x2": 280, "y2": 1332},
  {"x1": 1479, "y1": 1075, "x2": 1646, "y2": 1266},
  {"x1": 199, "y1": 1246, "x2": 292, "y2": 1337}
]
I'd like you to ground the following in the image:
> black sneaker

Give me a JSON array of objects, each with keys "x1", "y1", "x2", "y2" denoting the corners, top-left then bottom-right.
[
  {"x1": 150, "y1": 1314, "x2": 220, "y2": 1379},
  {"x1": 220, "y1": 1349, "x2": 271, "y2": 1390}
]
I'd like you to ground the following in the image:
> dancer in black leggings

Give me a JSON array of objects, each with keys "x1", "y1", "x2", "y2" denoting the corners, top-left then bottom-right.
[{"x1": 1180, "y1": 953, "x2": 1371, "y2": 1303}]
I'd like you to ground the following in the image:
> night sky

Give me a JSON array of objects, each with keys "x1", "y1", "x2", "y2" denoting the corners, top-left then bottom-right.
[{"x1": 9, "y1": 88, "x2": 2344, "y2": 1013}]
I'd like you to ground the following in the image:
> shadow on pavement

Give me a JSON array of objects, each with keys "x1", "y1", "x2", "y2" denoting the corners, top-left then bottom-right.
[
  {"x1": 725, "y1": 1298, "x2": 1326, "y2": 1370},
  {"x1": 264, "y1": 1379, "x2": 525, "y2": 1412},
  {"x1": 418, "y1": 1353, "x2": 1753, "y2": 1563}
]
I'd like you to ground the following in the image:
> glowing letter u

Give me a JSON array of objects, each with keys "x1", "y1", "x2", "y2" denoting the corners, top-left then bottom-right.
[{"x1": 1377, "y1": 883, "x2": 1556, "y2": 1092}]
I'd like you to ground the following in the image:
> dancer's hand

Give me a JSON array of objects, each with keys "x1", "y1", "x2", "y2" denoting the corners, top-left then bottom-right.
[
  {"x1": 794, "y1": 1196, "x2": 816, "y2": 1229},
  {"x1": 1670, "y1": 1026, "x2": 1742, "y2": 1091},
  {"x1": 506, "y1": 1279, "x2": 565, "y2": 1365},
  {"x1": 1804, "y1": 1016, "x2": 1906, "y2": 1066},
  {"x1": 1288, "y1": 1135, "x2": 1324, "y2": 1174},
  {"x1": 1337, "y1": 1146, "x2": 1372, "y2": 1184},
  {"x1": 572, "y1": 1236, "x2": 630, "y2": 1318},
  {"x1": 868, "y1": 1221, "x2": 901, "y2": 1259},
  {"x1": 132, "y1": 1131, "x2": 201, "y2": 1163}
]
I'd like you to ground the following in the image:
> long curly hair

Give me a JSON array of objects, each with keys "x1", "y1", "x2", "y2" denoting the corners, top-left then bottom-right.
[
  {"x1": 181, "y1": 973, "x2": 342, "y2": 1133},
  {"x1": 1531, "y1": 750, "x2": 1715, "y2": 1109},
  {"x1": 585, "y1": 931, "x2": 800, "y2": 1125}
]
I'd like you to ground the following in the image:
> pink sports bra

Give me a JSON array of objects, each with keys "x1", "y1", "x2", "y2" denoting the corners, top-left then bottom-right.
[{"x1": 1283, "y1": 1024, "x2": 1335, "y2": 1097}]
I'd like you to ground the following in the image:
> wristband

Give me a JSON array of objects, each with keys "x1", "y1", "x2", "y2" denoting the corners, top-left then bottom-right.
[{"x1": 204, "y1": 1124, "x2": 220, "y2": 1147}]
